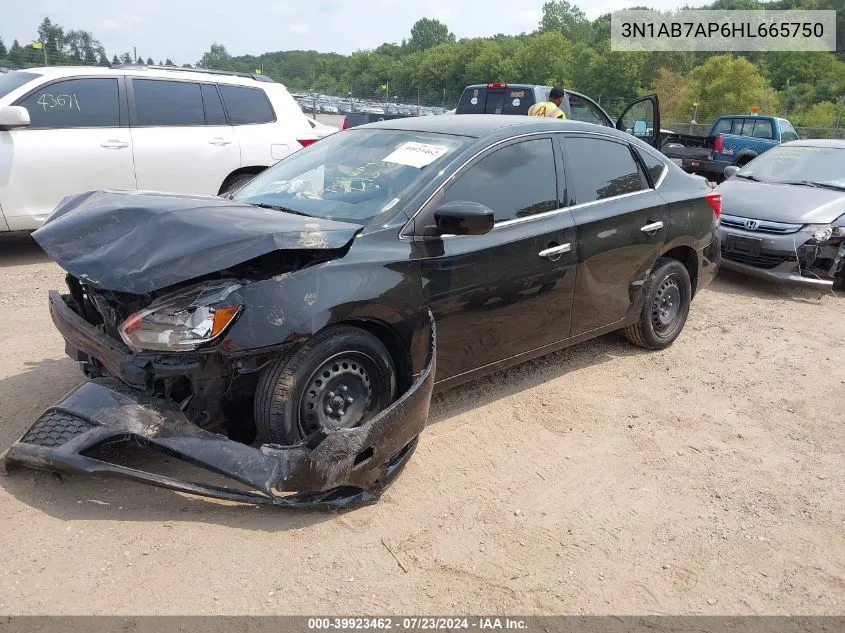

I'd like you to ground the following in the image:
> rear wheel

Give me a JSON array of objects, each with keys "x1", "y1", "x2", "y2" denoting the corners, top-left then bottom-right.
[
  {"x1": 254, "y1": 326, "x2": 396, "y2": 445},
  {"x1": 624, "y1": 257, "x2": 692, "y2": 350},
  {"x1": 219, "y1": 172, "x2": 258, "y2": 196}
]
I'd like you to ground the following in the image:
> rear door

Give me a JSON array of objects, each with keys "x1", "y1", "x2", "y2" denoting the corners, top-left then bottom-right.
[
  {"x1": 560, "y1": 133, "x2": 667, "y2": 336},
  {"x1": 414, "y1": 136, "x2": 577, "y2": 381},
  {"x1": 128, "y1": 78, "x2": 240, "y2": 195},
  {"x1": 3, "y1": 76, "x2": 135, "y2": 231},
  {"x1": 615, "y1": 95, "x2": 661, "y2": 148}
]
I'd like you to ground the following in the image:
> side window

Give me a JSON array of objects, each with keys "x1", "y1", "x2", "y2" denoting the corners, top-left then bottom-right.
[
  {"x1": 218, "y1": 85, "x2": 275, "y2": 125},
  {"x1": 200, "y1": 84, "x2": 227, "y2": 125},
  {"x1": 565, "y1": 136, "x2": 645, "y2": 204},
  {"x1": 443, "y1": 138, "x2": 557, "y2": 224},
  {"x1": 779, "y1": 120, "x2": 799, "y2": 142},
  {"x1": 713, "y1": 118, "x2": 733, "y2": 135},
  {"x1": 133, "y1": 79, "x2": 204, "y2": 126},
  {"x1": 16, "y1": 78, "x2": 119, "y2": 129},
  {"x1": 730, "y1": 118, "x2": 745, "y2": 135},
  {"x1": 636, "y1": 148, "x2": 666, "y2": 187},
  {"x1": 751, "y1": 119, "x2": 773, "y2": 139},
  {"x1": 566, "y1": 94, "x2": 610, "y2": 126}
]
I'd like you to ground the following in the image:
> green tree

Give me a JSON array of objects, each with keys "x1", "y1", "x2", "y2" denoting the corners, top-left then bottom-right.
[
  {"x1": 0, "y1": 38, "x2": 7, "y2": 58},
  {"x1": 146, "y1": 57, "x2": 154, "y2": 65},
  {"x1": 679, "y1": 54, "x2": 779, "y2": 123},
  {"x1": 539, "y1": 1, "x2": 590, "y2": 43},
  {"x1": 9, "y1": 40, "x2": 22, "y2": 67},
  {"x1": 37, "y1": 17, "x2": 65, "y2": 63},
  {"x1": 165, "y1": 58, "x2": 175, "y2": 66},
  {"x1": 408, "y1": 18, "x2": 455, "y2": 52},
  {"x1": 120, "y1": 52, "x2": 133, "y2": 64},
  {"x1": 792, "y1": 101, "x2": 836, "y2": 127},
  {"x1": 652, "y1": 68, "x2": 692, "y2": 122},
  {"x1": 198, "y1": 43, "x2": 231, "y2": 69},
  {"x1": 112, "y1": 54, "x2": 120, "y2": 64}
]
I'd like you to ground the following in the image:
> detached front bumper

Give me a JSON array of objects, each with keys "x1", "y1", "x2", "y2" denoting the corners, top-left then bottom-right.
[{"x1": 2, "y1": 315, "x2": 436, "y2": 510}]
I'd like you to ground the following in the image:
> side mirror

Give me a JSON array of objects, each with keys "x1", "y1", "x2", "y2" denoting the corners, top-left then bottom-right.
[
  {"x1": 433, "y1": 201, "x2": 494, "y2": 236},
  {"x1": 723, "y1": 165, "x2": 741, "y2": 179},
  {"x1": 0, "y1": 106, "x2": 30, "y2": 131}
]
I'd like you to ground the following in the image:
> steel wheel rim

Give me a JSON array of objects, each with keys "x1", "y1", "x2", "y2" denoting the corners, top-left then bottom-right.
[
  {"x1": 651, "y1": 274, "x2": 683, "y2": 335},
  {"x1": 299, "y1": 351, "x2": 385, "y2": 436}
]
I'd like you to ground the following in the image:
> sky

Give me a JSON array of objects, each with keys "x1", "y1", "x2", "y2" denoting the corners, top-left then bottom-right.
[{"x1": 0, "y1": 0, "x2": 712, "y2": 65}]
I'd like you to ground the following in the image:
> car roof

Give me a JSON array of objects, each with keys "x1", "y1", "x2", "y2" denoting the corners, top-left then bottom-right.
[
  {"x1": 19, "y1": 65, "x2": 276, "y2": 87},
  {"x1": 360, "y1": 113, "x2": 625, "y2": 140},
  {"x1": 781, "y1": 138, "x2": 845, "y2": 149}
]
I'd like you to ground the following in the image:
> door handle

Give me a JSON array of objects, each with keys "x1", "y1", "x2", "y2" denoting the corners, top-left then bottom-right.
[
  {"x1": 538, "y1": 243, "x2": 572, "y2": 258},
  {"x1": 100, "y1": 140, "x2": 129, "y2": 149},
  {"x1": 640, "y1": 221, "x2": 664, "y2": 233},
  {"x1": 209, "y1": 138, "x2": 232, "y2": 146}
]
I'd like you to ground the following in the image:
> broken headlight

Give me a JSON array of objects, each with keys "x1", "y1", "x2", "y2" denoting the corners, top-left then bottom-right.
[
  {"x1": 806, "y1": 224, "x2": 834, "y2": 242},
  {"x1": 119, "y1": 281, "x2": 242, "y2": 352}
]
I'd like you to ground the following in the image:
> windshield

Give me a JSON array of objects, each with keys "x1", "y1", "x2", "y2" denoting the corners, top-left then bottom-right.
[
  {"x1": 233, "y1": 129, "x2": 470, "y2": 223},
  {"x1": 0, "y1": 71, "x2": 38, "y2": 101},
  {"x1": 737, "y1": 145, "x2": 845, "y2": 189}
]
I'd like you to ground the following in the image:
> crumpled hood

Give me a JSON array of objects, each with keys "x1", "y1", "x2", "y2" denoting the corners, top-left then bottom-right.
[
  {"x1": 33, "y1": 190, "x2": 362, "y2": 294},
  {"x1": 717, "y1": 178, "x2": 845, "y2": 224}
]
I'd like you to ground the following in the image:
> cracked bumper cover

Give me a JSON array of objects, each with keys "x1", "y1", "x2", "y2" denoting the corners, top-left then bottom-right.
[{"x1": 1, "y1": 314, "x2": 436, "y2": 510}]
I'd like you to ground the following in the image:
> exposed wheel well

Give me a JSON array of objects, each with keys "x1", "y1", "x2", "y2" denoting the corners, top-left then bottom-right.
[
  {"x1": 218, "y1": 166, "x2": 268, "y2": 195},
  {"x1": 335, "y1": 319, "x2": 413, "y2": 394},
  {"x1": 660, "y1": 245, "x2": 699, "y2": 296}
]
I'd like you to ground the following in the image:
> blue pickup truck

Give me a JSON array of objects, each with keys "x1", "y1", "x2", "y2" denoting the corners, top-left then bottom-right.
[{"x1": 661, "y1": 114, "x2": 800, "y2": 181}]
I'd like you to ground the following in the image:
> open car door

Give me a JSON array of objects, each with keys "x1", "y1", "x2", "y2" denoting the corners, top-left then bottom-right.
[{"x1": 616, "y1": 94, "x2": 661, "y2": 149}]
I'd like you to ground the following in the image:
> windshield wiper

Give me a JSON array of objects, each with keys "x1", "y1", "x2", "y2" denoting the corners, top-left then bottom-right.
[
  {"x1": 734, "y1": 173, "x2": 760, "y2": 181},
  {"x1": 246, "y1": 202, "x2": 313, "y2": 218},
  {"x1": 795, "y1": 181, "x2": 845, "y2": 192}
]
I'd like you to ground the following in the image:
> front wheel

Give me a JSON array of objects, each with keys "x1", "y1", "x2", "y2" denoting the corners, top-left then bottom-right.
[
  {"x1": 254, "y1": 326, "x2": 397, "y2": 445},
  {"x1": 624, "y1": 257, "x2": 692, "y2": 350}
]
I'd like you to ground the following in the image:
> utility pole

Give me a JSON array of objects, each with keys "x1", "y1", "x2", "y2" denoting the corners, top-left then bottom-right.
[
  {"x1": 133, "y1": 46, "x2": 137, "y2": 63},
  {"x1": 442, "y1": 88, "x2": 445, "y2": 110}
]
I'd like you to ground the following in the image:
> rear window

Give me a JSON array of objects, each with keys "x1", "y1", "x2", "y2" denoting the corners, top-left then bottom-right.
[
  {"x1": 0, "y1": 71, "x2": 38, "y2": 100},
  {"x1": 219, "y1": 85, "x2": 275, "y2": 125},
  {"x1": 456, "y1": 87, "x2": 536, "y2": 115}
]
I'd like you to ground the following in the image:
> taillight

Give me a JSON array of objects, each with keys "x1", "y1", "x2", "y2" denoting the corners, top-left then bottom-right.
[
  {"x1": 705, "y1": 190, "x2": 722, "y2": 219},
  {"x1": 487, "y1": 82, "x2": 508, "y2": 88},
  {"x1": 713, "y1": 134, "x2": 724, "y2": 153},
  {"x1": 297, "y1": 137, "x2": 318, "y2": 148}
]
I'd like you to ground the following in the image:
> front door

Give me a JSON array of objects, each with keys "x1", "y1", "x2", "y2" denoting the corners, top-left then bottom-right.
[
  {"x1": 616, "y1": 95, "x2": 661, "y2": 149},
  {"x1": 1, "y1": 76, "x2": 135, "y2": 231},
  {"x1": 558, "y1": 133, "x2": 667, "y2": 336},
  {"x1": 412, "y1": 136, "x2": 577, "y2": 381}
]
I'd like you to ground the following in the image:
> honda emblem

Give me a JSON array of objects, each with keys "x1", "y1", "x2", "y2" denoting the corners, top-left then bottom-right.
[{"x1": 744, "y1": 219, "x2": 760, "y2": 230}]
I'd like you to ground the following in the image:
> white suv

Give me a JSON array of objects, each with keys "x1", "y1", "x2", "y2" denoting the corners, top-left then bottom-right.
[{"x1": 0, "y1": 65, "x2": 338, "y2": 232}]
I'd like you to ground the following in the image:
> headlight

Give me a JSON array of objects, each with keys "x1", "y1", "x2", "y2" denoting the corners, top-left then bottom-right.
[
  {"x1": 806, "y1": 224, "x2": 833, "y2": 242},
  {"x1": 119, "y1": 281, "x2": 242, "y2": 352}
]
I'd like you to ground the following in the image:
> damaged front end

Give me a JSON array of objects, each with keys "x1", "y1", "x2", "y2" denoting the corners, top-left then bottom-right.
[{"x1": 2, "y1": 313, "x2": 435, "y2": 510}]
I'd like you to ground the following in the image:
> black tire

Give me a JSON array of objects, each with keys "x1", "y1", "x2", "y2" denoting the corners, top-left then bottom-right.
[
  {"x1": 219, "y1": 172, "x2": 257, "y2": 196},
  {"x1": 254, "y1": 326, "x2": 397, "y2": 445},
  {"x1": 624, "y1": 257, "x2": 692, "y2": 350}
]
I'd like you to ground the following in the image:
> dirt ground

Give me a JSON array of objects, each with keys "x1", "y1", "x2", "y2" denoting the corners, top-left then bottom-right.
[{"x1": 0, "y1": 231, "x2": 843, "y2": 616}]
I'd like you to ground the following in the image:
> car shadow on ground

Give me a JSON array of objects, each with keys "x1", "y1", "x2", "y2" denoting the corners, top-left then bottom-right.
[
  {"x1": 0, "y1": 231, "x2": 50, "y2": 266},
  {"x1": 707, "y1": 268, "x2": 838, "y2": 305},
  {"x1": 0, "y1": 330, "x2": 644, "y2": 527}
]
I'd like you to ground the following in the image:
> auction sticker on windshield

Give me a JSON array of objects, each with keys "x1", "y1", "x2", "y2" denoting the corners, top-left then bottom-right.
[{"x1": 383, "y1": 142, "x2": 449, "y2": 169}]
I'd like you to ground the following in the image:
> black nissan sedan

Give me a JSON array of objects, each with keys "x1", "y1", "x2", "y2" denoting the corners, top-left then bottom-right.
[{"x1": 4, "y1": 115, "x2": 720, "y2": 508}]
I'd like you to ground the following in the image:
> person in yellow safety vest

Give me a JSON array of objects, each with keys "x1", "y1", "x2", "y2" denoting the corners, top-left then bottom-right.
[{"x1": 527, "y1": 87, "x2": 567, "y2": 119}]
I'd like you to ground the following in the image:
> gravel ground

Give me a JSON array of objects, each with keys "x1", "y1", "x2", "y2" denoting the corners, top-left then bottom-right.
[{"x1": 0, "y1": 231, "x2": 843, "y2": 615}]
